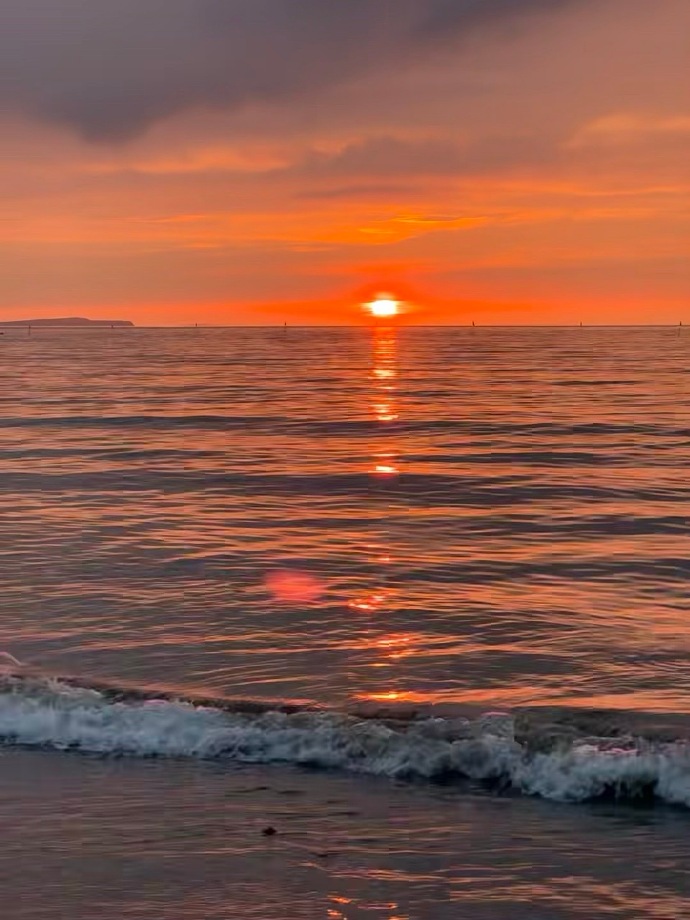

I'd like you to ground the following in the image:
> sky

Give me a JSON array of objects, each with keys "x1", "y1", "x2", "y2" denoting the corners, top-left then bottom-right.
[{"x1": 0, "y1": 0, "x2": 688, "y2": 325}]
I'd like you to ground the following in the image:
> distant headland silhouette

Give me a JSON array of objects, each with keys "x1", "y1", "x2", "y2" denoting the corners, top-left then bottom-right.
[{"x1": 0, "y1": 317, "x2": 134, "y2": 327}]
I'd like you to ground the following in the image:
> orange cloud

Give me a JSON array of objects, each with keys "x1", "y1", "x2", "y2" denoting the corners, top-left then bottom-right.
[{"x1": 0, "y1": 0, "x2": 687, "y2": 325}]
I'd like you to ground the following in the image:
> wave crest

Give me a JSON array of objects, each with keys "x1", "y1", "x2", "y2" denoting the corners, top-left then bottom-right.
[{"x1": 2, "y1": 674, "x2": 690, "y2": 808}]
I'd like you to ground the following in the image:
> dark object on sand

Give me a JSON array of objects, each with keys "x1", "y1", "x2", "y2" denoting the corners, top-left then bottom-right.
[{"x1": 262, "y1": 826, "x2": 277, "y2": 836}]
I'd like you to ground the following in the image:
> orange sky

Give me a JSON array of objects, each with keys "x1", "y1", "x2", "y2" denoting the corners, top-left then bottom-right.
[{"x1": 0, "y1": 0, "x2": 688, "y2": 325}]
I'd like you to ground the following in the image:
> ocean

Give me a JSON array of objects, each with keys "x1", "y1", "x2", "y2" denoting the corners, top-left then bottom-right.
[{"x1": 1, "y1": 324, "x2": 689, "y2": 918}]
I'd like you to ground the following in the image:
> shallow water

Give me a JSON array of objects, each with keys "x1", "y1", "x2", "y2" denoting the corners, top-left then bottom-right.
[
  {"x1": 2, "y1": 748, "x2": 690, "y2": 920},
  {"x1": 1, "y1": 325, "x2": 689, "y2": 711}
]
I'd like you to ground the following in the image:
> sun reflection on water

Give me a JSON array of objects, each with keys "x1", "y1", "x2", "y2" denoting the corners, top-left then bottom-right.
[
  {"x1": 347, "y1": 323, "x2": 422, "y2": 703},
  {"x1": 328, "y1": 893, "x2": 408, "y2": 920},
  {"x1": 348, "y1": 324, "x2": 402, "y2": 618},
  {"x1": 368, "y1": 326, "x2": 400, "y2": 474}
]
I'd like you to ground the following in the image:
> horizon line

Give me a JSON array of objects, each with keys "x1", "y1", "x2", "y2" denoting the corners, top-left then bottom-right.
[
  {"x1": 141, "y1": 324, "x2": 685, "y2": 329},
  {"x1": 2, "y1": 322, "x2": 687, "y2": 329},
  {"x1": 162, "y1": 321, "x2": 687, "y2": 327}
]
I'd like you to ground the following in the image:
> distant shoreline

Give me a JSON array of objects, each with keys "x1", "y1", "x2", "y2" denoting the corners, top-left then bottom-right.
[{"x1": 0, "y1": 317, "x2": 134, "y2": 327}]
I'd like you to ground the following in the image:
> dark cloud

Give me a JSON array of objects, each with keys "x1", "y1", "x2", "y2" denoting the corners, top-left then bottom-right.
[
  {"x1": 296, "y1": 184, "x2": 421, "y2": 201},
  {"x1": 0, "y1": 0, "x2": 581, "y2": 141},
  {"x1": 415, "y1": 0, "x2": 567, "y2": 38},
  {"x1": 291, "y1": 133, "x2": 558, "y2": 180}
]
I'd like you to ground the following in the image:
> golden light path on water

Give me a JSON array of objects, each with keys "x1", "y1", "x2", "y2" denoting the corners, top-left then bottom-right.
[
  {"x1": 349, "y1": 321, "x2": 399, "y2": 613},
  {"x1": 346, "y1": 319, "x2": 425, "y2": 707}
]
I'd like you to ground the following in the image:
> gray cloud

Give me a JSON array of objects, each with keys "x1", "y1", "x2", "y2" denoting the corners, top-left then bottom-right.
[
  {"x1": 292, "y1": 133, "x2": 558, "y2": 180},
  {"x1": 296, "y1": 183, "x2": 421, "y2": 201},
  {"x1": 0, "y1": 0, "x2": 581, "y2": 141}
]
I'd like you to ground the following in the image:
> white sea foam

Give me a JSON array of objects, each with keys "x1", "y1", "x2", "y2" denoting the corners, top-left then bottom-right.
[
  {"x1": 0, "y1": 652, "x2": 24, "y2": 672},
  {"x1": 1, "y1": 675, "x2": 690, "y2": 807}
]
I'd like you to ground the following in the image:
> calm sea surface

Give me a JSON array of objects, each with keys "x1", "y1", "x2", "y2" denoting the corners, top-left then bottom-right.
[
  {"x1": 1, "y1": 325, "x2": 689, "y2": 919},
  {"x1": 2, "y1": 325, "x2": 689, "y2": 709}
]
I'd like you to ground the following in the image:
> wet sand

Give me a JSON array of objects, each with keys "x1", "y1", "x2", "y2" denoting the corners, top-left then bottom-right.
[{"x1": 1, "y1": 747, "x2": 690, "y2": 920}]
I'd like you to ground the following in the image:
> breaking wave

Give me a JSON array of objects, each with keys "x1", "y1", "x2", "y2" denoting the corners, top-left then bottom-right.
[{"x1": 2, "y1": 673, "x2": 690, "y2": 808}]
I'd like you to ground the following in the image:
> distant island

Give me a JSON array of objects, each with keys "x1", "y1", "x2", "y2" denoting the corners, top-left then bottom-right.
[{"x1": 0, "y1": 317, "x2": 134, "y2": 327}]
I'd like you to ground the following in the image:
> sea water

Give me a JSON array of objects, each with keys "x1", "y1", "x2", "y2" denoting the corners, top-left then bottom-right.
[{"x1": 1, "y1": 325, "x2": 689, "y2": 918}]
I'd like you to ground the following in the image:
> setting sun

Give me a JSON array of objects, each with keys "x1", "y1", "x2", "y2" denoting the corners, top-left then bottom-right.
[{"x1": 366, "y1": 295, "x2": 400, "y2": 318}]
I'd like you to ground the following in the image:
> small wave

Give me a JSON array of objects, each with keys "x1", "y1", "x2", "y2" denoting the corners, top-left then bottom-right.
[
  {"x1": 2, "y1": 675, "x2": 690, "y2": 808},
  {"x1": 0, "y1": 652, "x2": 23, "y2": 672},
  {"x1": 291, "y1": 419, "x2": 690, "y2": 440},
  {"x1": 0, "y1": 414, "x2": 284, "y2": 430}
]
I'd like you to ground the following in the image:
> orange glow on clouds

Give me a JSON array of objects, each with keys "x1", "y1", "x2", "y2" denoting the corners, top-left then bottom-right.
[{"x1": 1, "y1": 2, "x2": 686, "y2": 327}]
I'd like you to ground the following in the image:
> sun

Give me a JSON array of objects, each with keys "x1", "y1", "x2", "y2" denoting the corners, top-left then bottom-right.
[{"x1": 366, "y1": 294, "x2": 400, "y2": 318}]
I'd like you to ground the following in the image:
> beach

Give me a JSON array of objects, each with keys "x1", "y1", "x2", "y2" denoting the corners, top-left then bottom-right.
[
  {"x1": 1, "y1": 325, "x2": 689, "y2": 918},
  {"x1": 3, "y1": 747, "x2": 690, "y2": 920}
]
